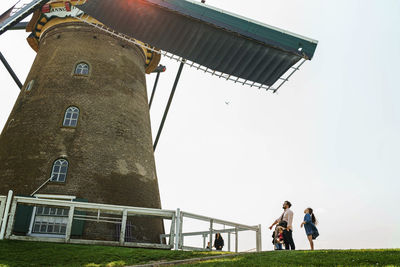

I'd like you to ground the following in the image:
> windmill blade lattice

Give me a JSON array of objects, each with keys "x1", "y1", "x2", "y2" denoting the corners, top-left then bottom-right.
[{"x1": 76, "y1": 0, "x2": 317, "y2": 92}]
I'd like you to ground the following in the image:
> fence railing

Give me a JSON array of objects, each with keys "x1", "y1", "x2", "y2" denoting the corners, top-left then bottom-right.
[
  {"x1": 0, "y1": 191, "x2": 13, "y2": 239},
  {"x1": 0, "y1": 195, "x2": 7, "y2": 232},
  {"x1": 162, "y1": 209, "x2": 261, "y2": 252},
  {"x1": 0, "y1": 190, "x2": 261, "y2": 252}
]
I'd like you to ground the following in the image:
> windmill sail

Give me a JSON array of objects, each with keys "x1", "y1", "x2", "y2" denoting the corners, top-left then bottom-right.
[
  {"x1": 78, "y1": 0, "x2": 318, "y2": 88},
  {"x1": 0, "y1": 2, "x2": 17, "y2": 25},
  {"x1": 0, "y1": 0, "x2": 49, "y2": 35}
]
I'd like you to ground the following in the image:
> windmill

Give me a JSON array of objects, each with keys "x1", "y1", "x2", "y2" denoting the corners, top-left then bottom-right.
[{"x1": 0, "y1": 0, "x2": 317, "y2": 243}]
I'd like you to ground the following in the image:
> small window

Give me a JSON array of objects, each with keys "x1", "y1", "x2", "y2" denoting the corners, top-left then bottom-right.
[
  {"x1": 25, "y1": 80, "x2": 34, "y2": 91},
  {"x1": 7, "y1": 119, "x2": 14, "y2": 129},
  {"x1": 63, "y1": 106, "x2": 79, "y2": 127},
  {"x1": 74, "y1": 62, "x2": 89, "y2": 75},
  {"x1": 50, "y1": 159, "x2": 68, "y2": 182}
]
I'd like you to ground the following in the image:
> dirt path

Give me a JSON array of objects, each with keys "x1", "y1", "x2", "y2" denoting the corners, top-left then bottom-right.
[{"x1": 127, "y1": 252, "x2": 252, "y2": 266}]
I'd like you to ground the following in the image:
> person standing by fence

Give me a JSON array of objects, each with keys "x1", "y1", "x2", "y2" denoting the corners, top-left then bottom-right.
[
  {"x1": 214, "y1": 233, "x2": 224, "y2": 250},
  {"x1": 300, "y1": 207, "x2": 319, "y2": 250},
  {"x1": 269, "y1": 200, "x2": 296, "y2": 250}
]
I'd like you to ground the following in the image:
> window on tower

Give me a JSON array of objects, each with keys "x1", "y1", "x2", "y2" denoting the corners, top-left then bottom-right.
[
  {"x1": 32, "y1": 206, "x2": 69, "y2": 235},
  {"x1": 74, "y1": 62, "x2": 89, "y2": 75},
  {"x1": 50, "y1": 159, "x2": 68, "y2": 182},
  {"x1": 63, "y1": 106, "x2": 79, "y2": 127},
  {"x1": 25, "y1": 80, "x2": 34, "y2": 91},
  {"x1": 7, "y1": 119, "x2": 14, "y2": 129}
]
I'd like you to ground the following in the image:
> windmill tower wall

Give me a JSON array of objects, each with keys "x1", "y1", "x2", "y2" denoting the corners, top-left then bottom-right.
[{"x1": 0, "y1": 20, "x2": 163, "y2": 242}]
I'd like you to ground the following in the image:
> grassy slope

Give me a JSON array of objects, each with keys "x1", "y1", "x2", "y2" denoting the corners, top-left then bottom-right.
[
  {"x1": 0, "y1": 240, "x2": 399, "y2": 267},
  {"x1": 180, "y1": 249, "x2": 400, "y2": 267},
  {"x1": 0, "y1": 240, "x2": 218, "y2": 267}
]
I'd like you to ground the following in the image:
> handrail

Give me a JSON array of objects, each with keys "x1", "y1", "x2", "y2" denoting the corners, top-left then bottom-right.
[
  {"x1": 163, "y1": 227, "x2": 241, "y2": 237},
  {"x1": 14, "y1": 196, "x2": 175, "y2": 218},
  {"x1": 181, "y1": 211, "x2": 259, "y2": 231}
]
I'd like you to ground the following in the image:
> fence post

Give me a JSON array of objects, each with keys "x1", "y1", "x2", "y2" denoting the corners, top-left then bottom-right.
[
  {"x1": 208, "y1": 219, "x2": 213, "y2": 251},
  {"x1": 169, "y1": 213, "x2": 176, "y2": 248},
  {"x1": 0, "y1": 197, "x2": 5, "y2": 232},
  {"x1": 235, "y1": 227, "x2": 238, "y2": 253},
  {"x1": 178, "y1": 211, "x2": 183, "y2": 249},
  {"x1": 5, "y1": 198, "x2": 17, "y2": 239},
  {"x1": 65, "y1": 205, "x2": 75, "y2": 243},
  {"x1": 228, "y1": 232, "x2": 231, "y2": 252},
  {"x1": 256, "y1": 224, "x2": 262, "y2": 252},
  {"x1": 174, "y1": 208, "x2": 181, "y2": 250},
  {"x1": 0, "y1": 190, "x2": 13, "y2": 240},
  {"x1": 120, "y1": 209, "x2": 128, "y2": 245}
]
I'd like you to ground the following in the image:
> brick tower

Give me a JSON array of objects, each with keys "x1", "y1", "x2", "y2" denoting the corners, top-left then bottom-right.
[{"x1": 0, "y1": 1, "x2": 163, "y2": 242}]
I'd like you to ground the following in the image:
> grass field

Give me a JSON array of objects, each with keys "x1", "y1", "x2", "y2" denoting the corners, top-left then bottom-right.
[
  {"x1": 180, "y1": 249, "x2": 400, "y2": 266},
  {"x1": 0, "y1": 240, "x2": 217, "y2": 267},
  {"x1": 0, "y1": 240, "x2": 399, "y2": 267}
]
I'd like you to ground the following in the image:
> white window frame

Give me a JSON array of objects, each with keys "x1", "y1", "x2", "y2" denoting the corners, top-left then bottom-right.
[
  {"x1": 25, "y1": 80, "x2": 34, "y2": 91},
  {"x1": 50, "y1": 159, "x2": 68, "y2": 182},
  {"x1": 28, "y1": 195, "x2": 76, "y2": 238},
  {"x1": 74, "y1": 62, "x2": 89, "y2": 75},
  {"x1": 7, "y1": 119, "x2": 14, "y2": 129},
  {"x1": 63, "y1": 106, "x2": 79, "y2": 127}
]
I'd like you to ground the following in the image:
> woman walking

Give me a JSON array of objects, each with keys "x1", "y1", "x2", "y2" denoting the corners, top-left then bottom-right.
[{"x1": 300, "y1": 208, "x2": 319, "y2": 250}]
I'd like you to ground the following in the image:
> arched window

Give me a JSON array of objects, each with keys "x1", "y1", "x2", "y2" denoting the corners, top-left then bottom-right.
[
  {"x1": 7, "y1": 119, "x2": 14, "y2": 129},
  {"x1": 74, "y1": 62, "x2": 89, "y2": 75},
  {"x1": 63, "y1": 106, "x2": 79, "y2": 127},
  {"x1": 50, "y1": 159, "x2": 68, "y2": 182},
  {"x1": 25, "y1": 80, "x2": 34, "y2": 91}
]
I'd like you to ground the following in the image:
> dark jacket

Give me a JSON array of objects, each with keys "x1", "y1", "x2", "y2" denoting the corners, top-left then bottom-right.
[{"x1": 214, "y1": 235, "x2": 224, "y2": 249}]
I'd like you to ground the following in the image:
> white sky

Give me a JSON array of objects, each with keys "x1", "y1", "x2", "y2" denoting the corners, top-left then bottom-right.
[{"x1": 0, "y1": 0, "x2": 399, "y2": 250}]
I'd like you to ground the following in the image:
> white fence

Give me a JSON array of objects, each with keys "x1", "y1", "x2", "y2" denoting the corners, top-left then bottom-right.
[
  {"x1": 162, "y1": 209, "x2": 262, "y2": 252},
  {"x1": 0, "y1": 195, "x2": 7, "y2": 232},
  {"x1": 0, "y1": 190, "x2": 13, "y2": 239},
  {"x1": 0, "y1": 190, "x2": 261, "y2": 252}
]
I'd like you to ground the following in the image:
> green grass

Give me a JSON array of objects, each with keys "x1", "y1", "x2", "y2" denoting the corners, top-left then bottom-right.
[
  {"x1": 0, "y1": 240, "x2": 219, "y2": 267},
  {"x1": 179, "y1": 249, "x2": 400, "y2": 267},
  {"x1": 0, "y1": 240, "x2": 399, "y2": 267}
]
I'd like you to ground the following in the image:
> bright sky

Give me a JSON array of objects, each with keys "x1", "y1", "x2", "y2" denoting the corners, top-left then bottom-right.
[{"x1": 1, "y1": 0, "x2": 399, "y2": 250}]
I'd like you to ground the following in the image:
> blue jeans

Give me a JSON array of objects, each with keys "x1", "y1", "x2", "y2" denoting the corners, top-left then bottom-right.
[{"x1": 275, "y1": 243, "x2": 283, "y2": 250}]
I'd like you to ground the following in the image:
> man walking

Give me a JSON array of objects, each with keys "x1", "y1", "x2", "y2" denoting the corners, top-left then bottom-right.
[{"x1": 269, "y1": 200, "x2": 295, "y2": 250}]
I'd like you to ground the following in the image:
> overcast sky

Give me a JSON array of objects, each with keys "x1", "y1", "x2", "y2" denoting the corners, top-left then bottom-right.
[{"x1": 1, "y1": 0, "x2": 399, "y2": 250}]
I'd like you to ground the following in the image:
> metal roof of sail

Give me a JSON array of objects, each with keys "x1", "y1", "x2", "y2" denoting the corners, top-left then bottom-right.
[{"x1": 79, "y1": 0, "x2": 318, "y2": 87}]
